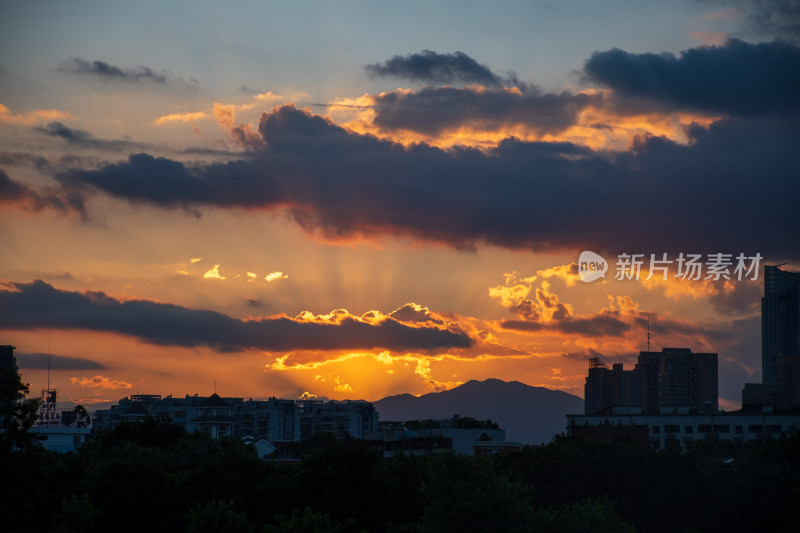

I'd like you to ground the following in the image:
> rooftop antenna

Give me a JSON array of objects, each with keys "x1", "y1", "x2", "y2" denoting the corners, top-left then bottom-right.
[
  {"x1": 647, "y1": 313, "x2": 651, "y2": 352},
  {"x1": 214, "y1": 379, "x2": 216, "y2": 395},
  {"x1": 38, "y1": 329, "x2": 58, "y2": 427}
]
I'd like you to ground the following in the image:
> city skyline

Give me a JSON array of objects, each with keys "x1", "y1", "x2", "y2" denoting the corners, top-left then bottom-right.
[{"x1": 1, "y1": 1, "x2": 798, "y2": 410}]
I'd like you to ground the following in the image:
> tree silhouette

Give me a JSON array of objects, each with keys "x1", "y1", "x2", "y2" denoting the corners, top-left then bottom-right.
[{"x1": 0, "y1": 366, "x2": 41, "y2": 451}]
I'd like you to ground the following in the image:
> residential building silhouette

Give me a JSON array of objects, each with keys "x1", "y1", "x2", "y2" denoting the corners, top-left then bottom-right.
[
  {"x1": 92, "y1": 394, "x2": 378, "y2": 443},
  {"x1": 584, "y1": 348, "x2": 717, "y2": 415}
]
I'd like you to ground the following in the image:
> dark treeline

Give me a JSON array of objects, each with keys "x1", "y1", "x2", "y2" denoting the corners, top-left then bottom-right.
[{"x1": 2, "y1": 418, "x2": 799, "y2": 532}]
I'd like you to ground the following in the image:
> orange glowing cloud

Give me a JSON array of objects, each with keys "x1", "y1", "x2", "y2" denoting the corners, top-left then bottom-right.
[
  {"x1": 252, "y1": 91, "x2": 309, "y2": 104},
  {"x1": 334, "y1": 92, "x2": 554, "y2": 150},
  {"x1": 153, "y1": 111, "x2": 208, "y2": 125},
  {"x1": 545, "y1": 104, "x2": 721, "y2": 152},
  {"x1": 265, "y1": 271, "x2": 288, "y2": 282},
  {"x1": 313, "y1": 374, "x2": 353, "y2": 393},
  {"x1": 202, "y1": 264, "x2": 226, "y2": 280},
  {"x1": 0, "y1": 103, "x2": 76, "y2": 124},
  {"x1": 640, "y1": 274, "x2": 722, "y2": 300},
  {"x1": 488, "y1": 272, "x2": 538, "y2": 308},
  {"x1": 535, "y1": 263, "x2": 580, "y2": 288},
  {"x1": 212, "y1": 102, "x2": 263, "y2": 149},
  {"x1": 213, "y1": 102, "x2": 236, "y2": 130},
  {"x1": 267, "y1": 349, "x2": 479, "y2": 398},
  {"x1": 70, "y1": 375, "x2": 133, "y2": 390},
  {"x1": 487, "y1": 271, "x2": 727, "y2": 363},
  {"x1": 69, "y1": 397, "x2": 114, "y2": 405}
]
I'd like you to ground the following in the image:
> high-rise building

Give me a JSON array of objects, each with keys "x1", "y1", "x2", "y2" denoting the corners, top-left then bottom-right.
[
  {"x1": 762, "y1": 265, "x2": 800, "y2": 387},
  {"x1": 742, "y1": 265, "x2": 800, "y2": 410},
  {"x1": 584, "y1": 348, "x2": 718, "y2": 415},
  {"x1": 652, "y1": 348, "x2": 718, "y2": 413},
  {"x1": 636, "y1": 351, "x2": 661, "y2": 413}
]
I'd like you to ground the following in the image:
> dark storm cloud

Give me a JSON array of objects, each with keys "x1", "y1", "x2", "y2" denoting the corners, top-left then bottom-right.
[
  {"x1": 16, "y1": 352, "x2": 107, "y2": 371},
  {"x1": 59, "y1": 58, "x2": 166, "y2": 83},
  {"x1": 36, "y1": 121, "x2": 146, "y2": 152},
  {"x1": 742, "y1": 0, "x2": 800, "y2": 39},
  {"x1": 365, "y1": 50, "x2": 508, "y2": 87},
  {"x1": 54, "y1": 103, "x2": 800, "y2": 260},
  {"x1": 583, "y1": 39, "x2": 800, "y2": 116},
  {"x1": 0, "y1": 152, "x2": 110, "y2": 176},
  {"x1": 34, "y1": 122, "x2": 236, "y2": 158},
  {"x1": 370, "y1": 87, "x2": 595, "y2": 135},
  {"x1": 58, "y1": 153, "x2": 207, "y2": 210},
  {"x1": 502, "y1": 305, "x2": 752, "y2": 341},
  {"x1": 388, "y1": 304, "x2": 444, "y2": 325},
  {"x1": 0, "y1": 280, "x2": 472, "y2": 352},
  {"x1": 501, "y1": 314, "x2": 632, "y2": 337},
  {"x1": 38, "y1": 121, "x2": 95, "y2": 143},
  {"x1": 58, "y1": 58, "x2": 198, "y2": 88}
]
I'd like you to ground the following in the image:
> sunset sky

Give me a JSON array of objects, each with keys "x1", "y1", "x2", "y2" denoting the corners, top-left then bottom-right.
[{"x1": 1, "y1": 0, "x2": 798, "y2": 412}]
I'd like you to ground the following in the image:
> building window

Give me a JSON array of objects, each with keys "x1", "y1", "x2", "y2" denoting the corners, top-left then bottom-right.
[
  {"x1": 735, "y1": 426, "x2": 743, "y2": 434},
  {"x1": 665, "y1": 424, "x2": 680, "y2": 433},
  {"x1": 713, "y1": 425, "x2": 730, "y2": 433},
  {"x1": 748, "y1": 425, "x2": 763, "y2": 433},
  {"x1": 684, "y1": 426, "x2": 693, "y2": 434},
  {"x1": 698, "y1": 424, "x2": 712, "y2": 433},
  {"x1": 765, "y1": 425, "x2": 782, "y2": 433},
  {"x1": 651, "y1": 426, "x2": 660, "y2": 434}
]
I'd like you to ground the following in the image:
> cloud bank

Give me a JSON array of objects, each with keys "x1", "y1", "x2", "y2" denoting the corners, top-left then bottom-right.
[
  {"x1": 0, "y1": 280, "x2": 472, "y2": 353},
  {"x1": 59, "y1": 58, "x2": 168, "y2": 83},
  {"x1": 4, "y1": 41, "x2": 795, "y2": 261},
  {"x1": 52, "y1": 101, "x2": 799, "y2": 259},
  {"x1": 583, "y1": 39, "x2": 800, "y2": 116},
  {"x1": 16, "y1": 352, "x2": 107, "y2": 371},
  {"x1": 365, "y1": 50, "x2": 511, "y2": 87}
]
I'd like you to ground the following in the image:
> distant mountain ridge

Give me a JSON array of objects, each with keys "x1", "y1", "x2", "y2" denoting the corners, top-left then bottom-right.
[{"x1": 374, "y1": 378, "x2": 583, "y2": 445}]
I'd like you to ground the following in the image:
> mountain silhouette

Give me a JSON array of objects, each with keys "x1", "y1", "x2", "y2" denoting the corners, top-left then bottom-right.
[{"x1": 374, "y1": 378, "x2": 583, "y2": 445}]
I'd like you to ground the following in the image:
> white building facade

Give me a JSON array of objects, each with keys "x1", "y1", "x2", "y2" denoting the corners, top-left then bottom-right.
[{"x1": 567, "y1": 412, "x2": 800, "y2": 450}]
